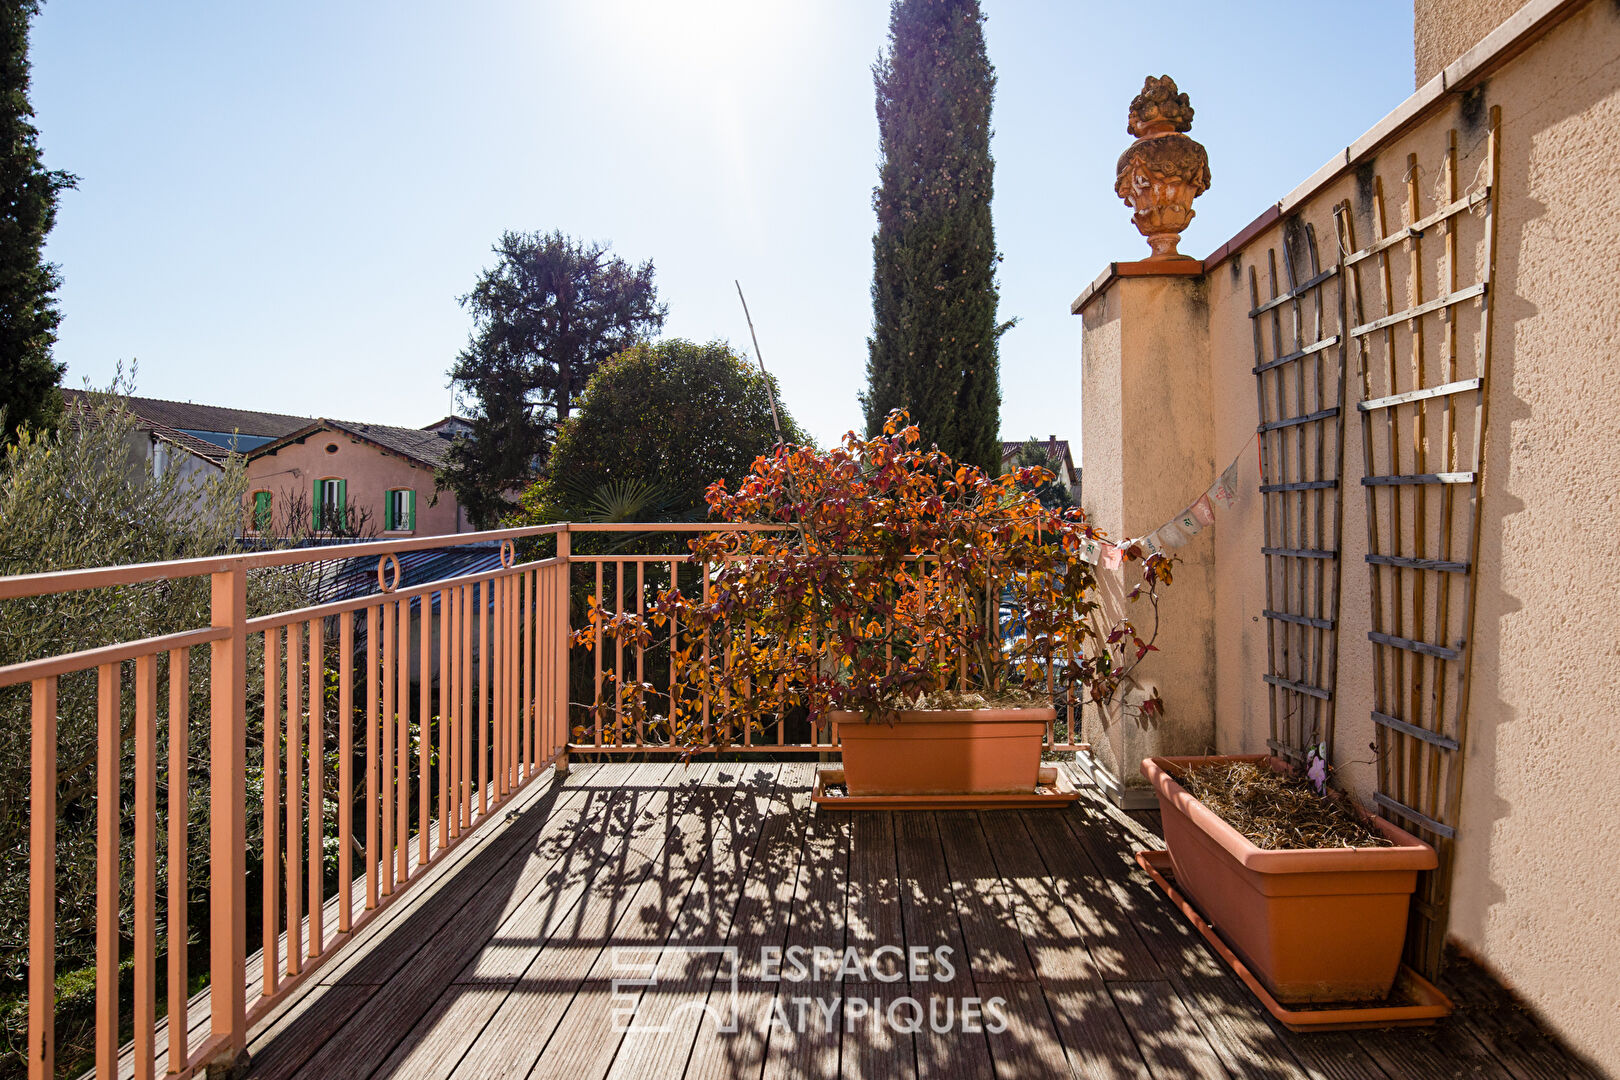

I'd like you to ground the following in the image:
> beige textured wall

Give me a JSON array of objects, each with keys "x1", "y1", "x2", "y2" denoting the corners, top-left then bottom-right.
[
  {"x1": 1079, "y1": 276, "x2": 1217, "y2": 782},
  {"x1": 1415, "y1": 0, "x2": 1527, "y2": 85},
  {"x1": 1172, "y1": 2, "x2": 1620, "y2": 1067},
  {"x1": 246, "y1": 427, "x2": 462, "y2": 537}
]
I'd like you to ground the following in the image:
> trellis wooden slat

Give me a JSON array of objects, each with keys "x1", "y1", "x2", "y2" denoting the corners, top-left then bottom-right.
[
  {"x1": 1334, "y1": 109, "x2": 1501, "y2": 977},
  {"x1": 1250, "y1": 222, "x2": 1350, "y2": 763}
]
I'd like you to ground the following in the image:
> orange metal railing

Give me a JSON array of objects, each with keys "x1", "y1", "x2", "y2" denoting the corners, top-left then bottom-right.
[{"x1": 0, "y1": 521, "x2": 1086, "y2": 1080}]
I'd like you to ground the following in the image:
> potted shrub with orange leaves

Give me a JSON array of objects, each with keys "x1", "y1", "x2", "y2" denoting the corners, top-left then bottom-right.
[{"x1": 575, "y1": 411, "x2": 1169, "y2": 803}]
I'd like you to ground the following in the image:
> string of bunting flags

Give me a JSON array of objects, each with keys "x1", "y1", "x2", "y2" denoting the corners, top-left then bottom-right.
[{"x1": 1073, "y1": 434, "x2": 1258, "y2": 569}]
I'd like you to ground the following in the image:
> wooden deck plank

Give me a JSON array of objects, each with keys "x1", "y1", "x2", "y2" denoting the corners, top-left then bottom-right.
[
  {"x1": 346, "y1": 765, "x2": 689, "y2": 1080},
  {"x1": 216, "y1": 761, "x2": 1602, "y2": 1080},
  {"x1": 841, "y1": 811, "x2": 914, "y2": 1080},
  {"x1": 681, "y1": 984, "x2": 777, "y2": 1080},
  {"x1": 893, "y1": 812, "x2": 993, "y2": 1080},
  {"x1": 524, "y1": 763, "x2": 783, "y2": 1080},
  {"x1": 759, "y1": 803, "x2": 851, "y2": 1080},
  {"x1": 1019, "y1": 808, "x2": 1162, "y2": 981},
  {"x1": 935, "y1": 811, "x2": 1037, "y2": 983},
  {"x1": 429, "y1": 762, "x2": 735, "y2": 1080},
  {"x1": 606, "y1": 763, "x2": 817, "y2": 1080},
  {"x1": 1108, "y1": 981, "x2": 1229, "y2": 1080},
  {"x1": 248, "y1": 763, "x2": 677, "y2": 1080},
  {"x1": 1060, "y1": 792, "x2": 1312, "y2": 1080},
  {"x1": 976, "y1": 980, "x2": 1073, "y2": 1080},
  {"x1": 979, "y1": 812, "x2": 1149, "y2": 1080}
]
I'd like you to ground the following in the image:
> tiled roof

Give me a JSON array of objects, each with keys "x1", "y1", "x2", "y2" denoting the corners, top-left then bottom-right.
[
  {"x1": 1001, "y1": 437, "x2": 1079, "y2": 484},
  {"x1": 63, "y1": 390, "x2": 313, "y2": 438},
  {"x1": 249, "y1": 418, "x2": 455, "y2": 469},
  {"x1": 61, "y1": 392, "x2": 235, "y2": 466}
]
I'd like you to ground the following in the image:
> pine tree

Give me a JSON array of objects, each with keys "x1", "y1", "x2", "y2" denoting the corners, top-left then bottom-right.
[
  {"x1": 0, "y1": 0, "x2": 74, "y2": 445},
  {"x1": 862, "y1": 0, "x2": 1006, "y2": 472}
]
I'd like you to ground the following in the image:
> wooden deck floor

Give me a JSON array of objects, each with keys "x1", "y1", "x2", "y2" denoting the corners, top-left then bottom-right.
[{"x1": 238, "y1": 760, "x2": 1604, "y2": 1080}]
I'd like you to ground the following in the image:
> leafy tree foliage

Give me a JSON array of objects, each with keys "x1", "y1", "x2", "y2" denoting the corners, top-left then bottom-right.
[
  {"x1": 0, "y1": 0, "x2": 76, "y2": 445},
  {"x1": 0, "y1": 389, "x2": 310, "y2": 1072},
  {"x1": 862, "y1": 0, "x2": 1006, "y2": 473},
  {"x1": 442, "y1": 231, "x2": 666, "y2": 526},
  {"x1": 513, "y1": 339, "x2": 806, "y2": 527}
]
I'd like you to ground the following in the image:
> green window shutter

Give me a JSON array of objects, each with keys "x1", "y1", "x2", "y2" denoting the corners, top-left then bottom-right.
[
  {"x1": 254, "y1": 491, "x2": 272, "y2": 532},
  {"x1": 384, "y1": 491, "x2": 395, "y2": 531},
  {"x1": 312, "y1": 478, "x2": 322, "y2": 531},
  {"x1": 407, "y1": 489, "x2": 416, "y2": 531}
]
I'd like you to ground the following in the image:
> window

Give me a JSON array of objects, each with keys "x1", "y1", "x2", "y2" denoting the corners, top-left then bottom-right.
[
  {"x1": 384, "y1": 488, "x2": 416, "y2": 532},
  {"x1": 313, "y1": 478, "x2": 346, "y2": 532},
  {"x1": 252, "y1": 491, "x2": 272, "y2": 534}
]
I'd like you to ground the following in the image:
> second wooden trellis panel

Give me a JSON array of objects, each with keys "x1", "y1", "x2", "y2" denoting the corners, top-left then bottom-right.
[{"x1": 1334, "y1": 107, "x2": 1501, "y2": 978}]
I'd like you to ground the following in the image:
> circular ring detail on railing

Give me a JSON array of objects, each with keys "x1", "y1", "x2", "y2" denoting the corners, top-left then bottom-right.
[
  {"x1": 500, "y1": 539, "x2": 516, "y2": 569},
  {"x1": 377, "y1": 553, "x2": 402, "y2": 593}
]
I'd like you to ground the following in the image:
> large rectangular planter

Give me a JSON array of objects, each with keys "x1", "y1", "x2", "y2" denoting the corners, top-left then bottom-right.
[
  {"x1": 832, "y1": 707, "x2": 1054, "y2": 796},
  {"x1": 1142, "y1": 754, "x2": 1437, "y2": 1003}
]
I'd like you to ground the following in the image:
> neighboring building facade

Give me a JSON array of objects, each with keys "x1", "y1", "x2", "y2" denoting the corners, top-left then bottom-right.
[
  {"x1": 1000, "y1": 435, "x2": 1080, "y2": 501},
  {"x1": 61, "y1": 390, "x2": 235, "y2": 516},
  {"x1": 62, "y1": 392, "x2": 471, "y2": 538},
  {"x1": 246, "y1": 418, "x2": 467, "y2": 537}
]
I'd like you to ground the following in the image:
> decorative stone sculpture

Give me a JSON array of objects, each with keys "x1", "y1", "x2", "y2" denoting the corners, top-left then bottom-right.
[{"x1": 1115, "y1": 75, "x2": 1211, "y2": 261}]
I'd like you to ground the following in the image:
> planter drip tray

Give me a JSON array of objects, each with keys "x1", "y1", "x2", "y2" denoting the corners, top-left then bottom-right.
[
  {"x1": 811, "y1": 765, "x2": 1081, "y2": 810},
  {"x1": 1135, "y1": 849, "x2": 1453, "y2": 1031}
]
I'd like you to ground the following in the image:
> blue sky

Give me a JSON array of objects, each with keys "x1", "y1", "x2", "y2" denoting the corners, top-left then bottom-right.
[{"x1": 33, "y1": 1, "x2": 1413, "y2": 454}]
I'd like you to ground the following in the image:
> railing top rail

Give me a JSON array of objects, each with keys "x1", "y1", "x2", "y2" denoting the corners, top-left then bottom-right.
[{"x1": 0, "y1": 521, "x2": 792, "y2": 600}]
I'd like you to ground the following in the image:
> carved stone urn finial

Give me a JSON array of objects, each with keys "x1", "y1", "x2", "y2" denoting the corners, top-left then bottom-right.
[{"x1": 1115, "y1": 75, "x2": 1212, "y2": 261}]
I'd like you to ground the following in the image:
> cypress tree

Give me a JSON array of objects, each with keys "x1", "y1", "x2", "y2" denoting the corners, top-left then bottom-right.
[
  {"x1": 862, "y1": 0, "x2": 1005, "y2": 472},
  {"x1": 0, "y1": 0, "x2": 74, "y2": 444}
]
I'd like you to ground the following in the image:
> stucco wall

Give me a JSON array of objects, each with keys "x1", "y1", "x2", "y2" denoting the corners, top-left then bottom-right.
[
  {"x1": 1415, "y1": 0, "x2": 1528, "y2": 85},
  {"x1": 1080, "y1": 1, "x2": 1620, "y2": 1066},
  {"x1": 246, "y1": 426, "x2": 463, "y2": 537},
  {"x1": 1079, "y1": 275, "x2": 1217, "y2": 781}
]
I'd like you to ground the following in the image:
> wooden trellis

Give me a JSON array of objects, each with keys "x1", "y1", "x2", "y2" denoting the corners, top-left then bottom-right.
[
  {"x1": 1334, "y1": 107, "x2": 1501, "y2": 977},
  {"x1": 1250, "y1": 223, "x2": 1350, "y2": 764}
]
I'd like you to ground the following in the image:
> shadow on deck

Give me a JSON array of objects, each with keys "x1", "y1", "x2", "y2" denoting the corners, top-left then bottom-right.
[{"x1": 235, "y1": 761, "x2": 1603, "y2": 1080}]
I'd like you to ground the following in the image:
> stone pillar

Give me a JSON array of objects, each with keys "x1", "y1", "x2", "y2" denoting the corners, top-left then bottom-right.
[{"x1": 1073, "y1": 264, "x2": 1217, "y2": 803}]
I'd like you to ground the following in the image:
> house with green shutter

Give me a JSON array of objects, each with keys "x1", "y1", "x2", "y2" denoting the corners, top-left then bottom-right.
[{"x1": 245, "y1": 417, "x2": 469, "y2": 538}]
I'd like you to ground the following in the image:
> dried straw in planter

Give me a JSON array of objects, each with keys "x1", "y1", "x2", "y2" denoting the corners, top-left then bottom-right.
[{"x1": 1179, "y1": 761, "x2": 1392, "y2": 851}]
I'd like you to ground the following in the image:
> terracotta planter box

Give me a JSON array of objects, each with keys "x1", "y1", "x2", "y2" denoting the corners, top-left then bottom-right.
[
  {"x1": 832, "y1": 707, "x2": 1054, "y2": 796},
  {"x1": 1141, "y1": 754, "x2": 1437, "y2": 1003}
]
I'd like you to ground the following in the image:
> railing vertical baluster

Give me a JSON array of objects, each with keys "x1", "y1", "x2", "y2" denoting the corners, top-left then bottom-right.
[
  {"x1": 614, "y1": 562, "x2": 624, "y2": 744},
  {"x1": 262, "y1": 628, "x2": 281, "y2": 994},
  {"x1": 308, "y1": 617, "x2": 324, "y2": 958},
  {"x1": 494, "y1": 575, "x2": 506, "y2": 798},
  {"x1": 208, "y1": 565, "x2": 249, "y2": 1071},
  {"x1": 554, "y1": 528, "x2": 571, "y2": 775},
  {"x1": 524, "y1": 569, "x2": 537, "y2": 773},
  {"x1": 381, "y1": 602, "x2": 395, "y2": 895},
  {"x1": 479, "y1": 582, "x2": 490, "y2": 816},
  {"x1": 668, "y1": 560, "x2": 679, "y2": 744},
  {"x1": 440, "y1": 589, "x2": 451, "y2": 845},
  {"x1": 523, "y1": 569, "x2": 533, "y2": 778},
  {"x1": 339, "y1": 610, "x2": 354, "y2": 933},
  {"x1": 167, "y1": 647, "x2": 189, "y2": 1074},
  {"x1": 461, "y1": 583, "x2": 472, "y2": 826},
  {"x1": 95, "y1": 663, "x2": 119, "y2": 1077},
  {"x1": 396, "y1": 600, "x2": 409, "y2": 882},
  {"x1": 594, "y1": 562, "x2": 603, "y2": 749},
  {"x1": 366, "y1": 606, "x2": 379, "y2": 909},
  {"x1": 636, "y1": 562, "x2": 646, "y2": 747},
  {"x1": 419, "y1": 594, "x2": 431, "y2": 865},
  {"x1": 702, "y1": 563, "x2": 712, "y2": 743},
  {"x1": 28, "y1": 676, "x2": 57, "y2": 1080},
  {"x1": 134, "y1": 654, "x2": 159, "y2": 1077},
  {"x1": 287, "y1": 624, "x2": 303, "y2": 972}
]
